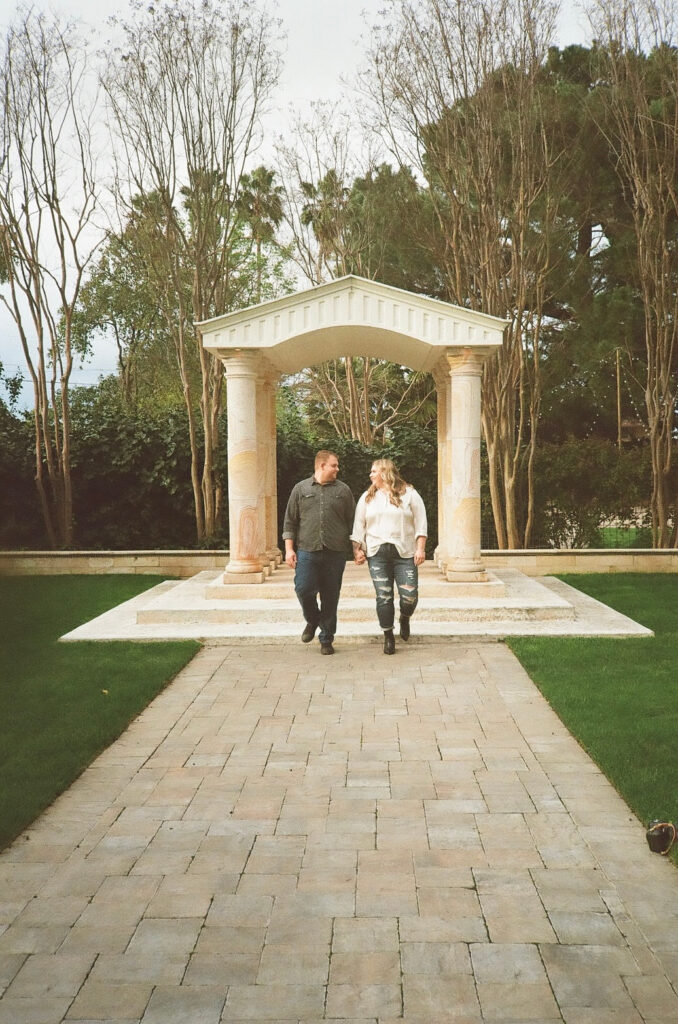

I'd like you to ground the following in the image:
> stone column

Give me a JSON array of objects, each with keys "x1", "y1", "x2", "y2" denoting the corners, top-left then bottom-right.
[
  {"x1": 432, "y1": 360, "x2": 452, "y2": 573},
  {"x1": 222, "y1": 350, "x2": 266, "y2": 582},
  {"x1": 258, "y1": 364, "x2": 281, "y2": 570},
  {"x1": 446, "y1": 347, "x2": 488, "y2": 582}
]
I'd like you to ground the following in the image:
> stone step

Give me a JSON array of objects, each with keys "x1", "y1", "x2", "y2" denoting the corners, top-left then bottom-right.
[
  {"x1": 138, "y1": 598, "x2": 574, "y2": 625},
  {"x1": 59, "y1": 572, "x2": 654, "y2": 642},
  {"x1": 204, "y1": 577, "x2": 508, "y2": 600},
  {"x1": 202, "y1": 562, "x2": 508, "y2": 599},
  {"x1": 137, "y1": 567, "x2": 575, "y2": 628}
]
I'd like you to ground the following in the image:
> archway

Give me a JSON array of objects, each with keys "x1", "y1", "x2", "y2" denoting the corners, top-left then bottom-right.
[{"x1": 198, "y1": 275, "x2": 507, "y2": 584}]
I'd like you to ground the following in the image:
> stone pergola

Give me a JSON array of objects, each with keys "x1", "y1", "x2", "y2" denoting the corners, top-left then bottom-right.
[{"x1": 198, "y1": 275, "x2": 507, "y2": 585}]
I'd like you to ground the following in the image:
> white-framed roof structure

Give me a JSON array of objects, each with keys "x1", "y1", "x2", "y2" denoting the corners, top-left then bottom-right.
[
  {"x1": 201, "y1": 274, "x2": 508, "y2": 585},
  {"x1": 198, "y1": 274, "x2": 508, "y2": 373}
]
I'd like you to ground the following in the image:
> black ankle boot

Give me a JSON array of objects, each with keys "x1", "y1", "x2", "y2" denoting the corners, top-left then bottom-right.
[
  {"x1": 399, "y1": 615, "x2": 411, "y2": 641},
  {"x1": 383, "y1": 629, "x2": 395, "y2": 655}
]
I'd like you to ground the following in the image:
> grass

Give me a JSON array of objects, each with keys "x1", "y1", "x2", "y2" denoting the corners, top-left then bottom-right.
[
  {"x1": 507, "y1": 573, "x2": 678, "y2": 838},
  {"x1": 0, "y1": 575, "x2": 199, "y2": 851},
  {"x1": 597, "y1": 526, "x2": 652, "y2": 548}
]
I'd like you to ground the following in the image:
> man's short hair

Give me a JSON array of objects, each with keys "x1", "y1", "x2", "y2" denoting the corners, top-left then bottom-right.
[{"x1": 315, "y1": 449, "x2": 337, "y2": 469}]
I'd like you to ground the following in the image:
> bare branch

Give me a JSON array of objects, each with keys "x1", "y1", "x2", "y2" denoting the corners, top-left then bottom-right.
[
  {"x1": 0, "y1": 7, "x2": 103, "y2": 546},
  {"x1": 101, "y1": 0, "x2": 283, "y2": 539}
]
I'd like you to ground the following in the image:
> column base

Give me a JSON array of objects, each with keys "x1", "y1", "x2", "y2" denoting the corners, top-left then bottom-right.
[
  {"x1": 267, "y1": 547, "x2": 283, "y2": 567},
  {"x1": 446, "y1": 568, "x2": 489, "y2": 583},
  {"x1": 434, "y1": 548, "x2": 450, "y2": 573},
  {"x1": 224, "y1": 560, "x2": 266, "y2": 584}
]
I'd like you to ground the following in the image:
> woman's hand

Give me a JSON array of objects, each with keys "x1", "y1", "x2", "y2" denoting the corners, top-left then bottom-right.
[
  {"x1": 413, "y1": 541, "x2": 426, "y2": 567},
  {"x1": 353, "y1": 541, "x2": 366, "y2": 565}
]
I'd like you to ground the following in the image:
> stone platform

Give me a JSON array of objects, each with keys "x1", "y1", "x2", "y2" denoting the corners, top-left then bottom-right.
[{"x1": 60, "y1": 565, "x2": 652, "y2": 643}]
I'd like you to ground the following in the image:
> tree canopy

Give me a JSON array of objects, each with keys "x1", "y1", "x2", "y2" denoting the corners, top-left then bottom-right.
[{"x1": 0, "y1": 0, "x2": 675, "y2": 549}]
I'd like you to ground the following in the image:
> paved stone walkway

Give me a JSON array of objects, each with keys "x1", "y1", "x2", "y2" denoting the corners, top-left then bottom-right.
[{"x1": 2, "y1": 639, "x2": 678, "y2": 1023}]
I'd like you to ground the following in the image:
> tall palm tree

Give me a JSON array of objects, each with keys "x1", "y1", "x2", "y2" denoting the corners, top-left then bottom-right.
[
  {"x1": 299, "y1": 168, "x2": 351, "y2": 278},
  {"x1": 237, "y1": 165, "x2": 284, "y2": 301}
]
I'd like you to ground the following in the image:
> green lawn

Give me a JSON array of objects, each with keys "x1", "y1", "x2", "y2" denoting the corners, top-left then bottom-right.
[
  {"x1": 0, "y1": 575, "x2": 199, "y2": 851},
  {"x1": 508, "y1": 574, "x2": 678, "y2": 837},
  {"x1": 597, "y1": 526, "x2": 652, "y2": 548}
]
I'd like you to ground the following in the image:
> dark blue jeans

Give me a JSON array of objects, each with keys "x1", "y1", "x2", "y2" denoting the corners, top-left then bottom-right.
[
  {"x1": 367, "y1": 543, "x2": 419, "y2": 630},
  {"x1": 294, "y1": 548, "x2": 347, "y2": 643}
]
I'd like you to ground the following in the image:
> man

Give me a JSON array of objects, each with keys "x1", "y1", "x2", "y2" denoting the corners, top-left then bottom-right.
[{"x1": 282, "y1": 450, "x2": 355, "y2": 655}]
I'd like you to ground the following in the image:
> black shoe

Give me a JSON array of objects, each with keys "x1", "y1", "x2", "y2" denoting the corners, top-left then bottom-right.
[
  {"x1": 320, "y1": 641, "x2": 335, "y2": 655},
  {"x1": 301, "y1": 622, "x2": 317, "y2": 643},
  {"x1": 383, "y1": 630, "x2": 395, "y2": 655},
  {"x1": 399, "y1": 615, "x2": 411, "y2": 641}
]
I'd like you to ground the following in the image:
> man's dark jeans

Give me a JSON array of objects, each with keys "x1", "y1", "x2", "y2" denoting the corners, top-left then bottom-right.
[
  {"x1": 294, "y1": 548, "x2": 347, "y2": 643},
  {"x1": 367, "y1": 542, "x2": 418, "y2": 630}
]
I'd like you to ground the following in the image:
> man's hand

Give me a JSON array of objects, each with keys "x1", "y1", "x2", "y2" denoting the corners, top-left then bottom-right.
[{"x1": 285, "y1": 543, "x2": 297, "y2": 569}]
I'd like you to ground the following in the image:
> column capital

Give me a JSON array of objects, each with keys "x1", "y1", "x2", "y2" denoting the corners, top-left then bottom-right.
[
  {"x1": 445, "y1": 346, "x2": 492, "y2": 376},
  {"x1": 221, "y1": 349, "x2": 262, "y2": 377}
]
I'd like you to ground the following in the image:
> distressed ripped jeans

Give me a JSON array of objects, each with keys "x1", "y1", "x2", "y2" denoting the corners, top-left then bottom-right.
[{"x1": 367, "y1": 542, "x2": 418, "y2": 631}]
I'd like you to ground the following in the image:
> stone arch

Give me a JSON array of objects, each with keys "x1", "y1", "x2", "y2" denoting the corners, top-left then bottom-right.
[{"x1": 198, "y1": 275, "x2": 507, "y2": 584}]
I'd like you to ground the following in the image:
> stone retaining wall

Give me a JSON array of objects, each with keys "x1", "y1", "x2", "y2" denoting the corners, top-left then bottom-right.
[
  {"x1": 484, "y1": 549, "x2": 678, "y2": 575},
  {"x1": 0, "y1": 551, "x2": 227, "y2": 578},
  {"x1": 0, "y1": 548, "x2": 676, "y2": 577}
]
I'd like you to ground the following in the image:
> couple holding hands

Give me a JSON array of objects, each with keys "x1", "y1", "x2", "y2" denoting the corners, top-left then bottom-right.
[{"x1": 283, "y1": 451, "x2": 427, "y2": 655}]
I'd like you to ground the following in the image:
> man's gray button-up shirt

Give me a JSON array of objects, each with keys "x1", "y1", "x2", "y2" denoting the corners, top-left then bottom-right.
[{"x1": 282, "y1": 476, "x2": 355, "y2": 553}]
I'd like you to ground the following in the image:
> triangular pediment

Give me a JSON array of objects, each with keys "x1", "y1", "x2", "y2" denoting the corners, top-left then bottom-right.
[{"x1": 198, "y1": 275, "x2": 507, "y2": 374}]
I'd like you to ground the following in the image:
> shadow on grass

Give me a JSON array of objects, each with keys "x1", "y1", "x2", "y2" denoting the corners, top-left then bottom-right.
[{"x1": 0, "y1": 575, "x2": 199, "y2": 851}]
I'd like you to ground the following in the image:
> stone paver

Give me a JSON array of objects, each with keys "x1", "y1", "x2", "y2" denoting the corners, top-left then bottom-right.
[{"x1": 2, "y1": 640, "x2": 678, "y2": 1022}]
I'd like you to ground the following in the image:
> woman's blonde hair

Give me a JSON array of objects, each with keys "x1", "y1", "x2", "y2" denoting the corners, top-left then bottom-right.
[{"x1": 365, "y1": 458, "x2": 408, "y2": 506}]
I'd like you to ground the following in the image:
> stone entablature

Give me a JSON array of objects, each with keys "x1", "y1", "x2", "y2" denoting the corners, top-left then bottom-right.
[{"x1": 198, "y1": 275, "x2": 507, "y2": 375}]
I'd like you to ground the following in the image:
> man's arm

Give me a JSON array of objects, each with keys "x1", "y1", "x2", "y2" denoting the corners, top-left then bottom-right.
[
  {"x1": 282, "y1": 484, "x2": 300, "y2": 568},
  {"x1": 284, "y1": 537, "x2": 297, "y2": 569}
]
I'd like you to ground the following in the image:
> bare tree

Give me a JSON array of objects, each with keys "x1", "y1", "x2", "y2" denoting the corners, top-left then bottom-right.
[
  {"x1": 276, "y1": 103, "x2": 368, "y2": 284},
  {"x1": 277, "y1": 105, "x2": 434, "y2": 443},
  {"x1": 103, "y1": 0, "x2": 282, "y2": 541},
  {"x1": 589, "y1": 0, "x2": 678, "y2": 546},
  {"x1": 364, "y1": 0, "x2": 575, "y2": 547},
  {"x1": 0, "y1": 8, "x2": 102, "y2": 548}
]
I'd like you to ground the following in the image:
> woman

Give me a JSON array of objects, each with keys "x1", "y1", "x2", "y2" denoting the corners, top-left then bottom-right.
[{"x1": 351, "y1": 459, "x2": 427, "y2": 654}]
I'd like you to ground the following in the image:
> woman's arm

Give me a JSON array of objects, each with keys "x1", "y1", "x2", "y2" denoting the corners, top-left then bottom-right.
[
  {"x1": 350, "y1": 494, "x2": 368, "y2": 564},
  {"x1": 411, "y1": 488, "x2": 427, "y2": 565},
  {"x1": 411, "y1": 489, "x2": 428, "y2": 542},
  {"x1": 413, "y1": 534, "x2": 426, "y2": 566}
]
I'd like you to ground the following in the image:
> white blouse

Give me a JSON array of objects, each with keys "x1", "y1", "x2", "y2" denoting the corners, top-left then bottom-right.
[{"x1": 351, "y1": 485, "x2": 427, "y2": 558}]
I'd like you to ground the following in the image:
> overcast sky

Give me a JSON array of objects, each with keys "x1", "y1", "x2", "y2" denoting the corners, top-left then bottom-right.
[
  {"x1": 51, "y1": 0, "x2": 591, "y2": 114},
  {"x1": 1, "y1": 0, "x2": 591, "y2": 399}
]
